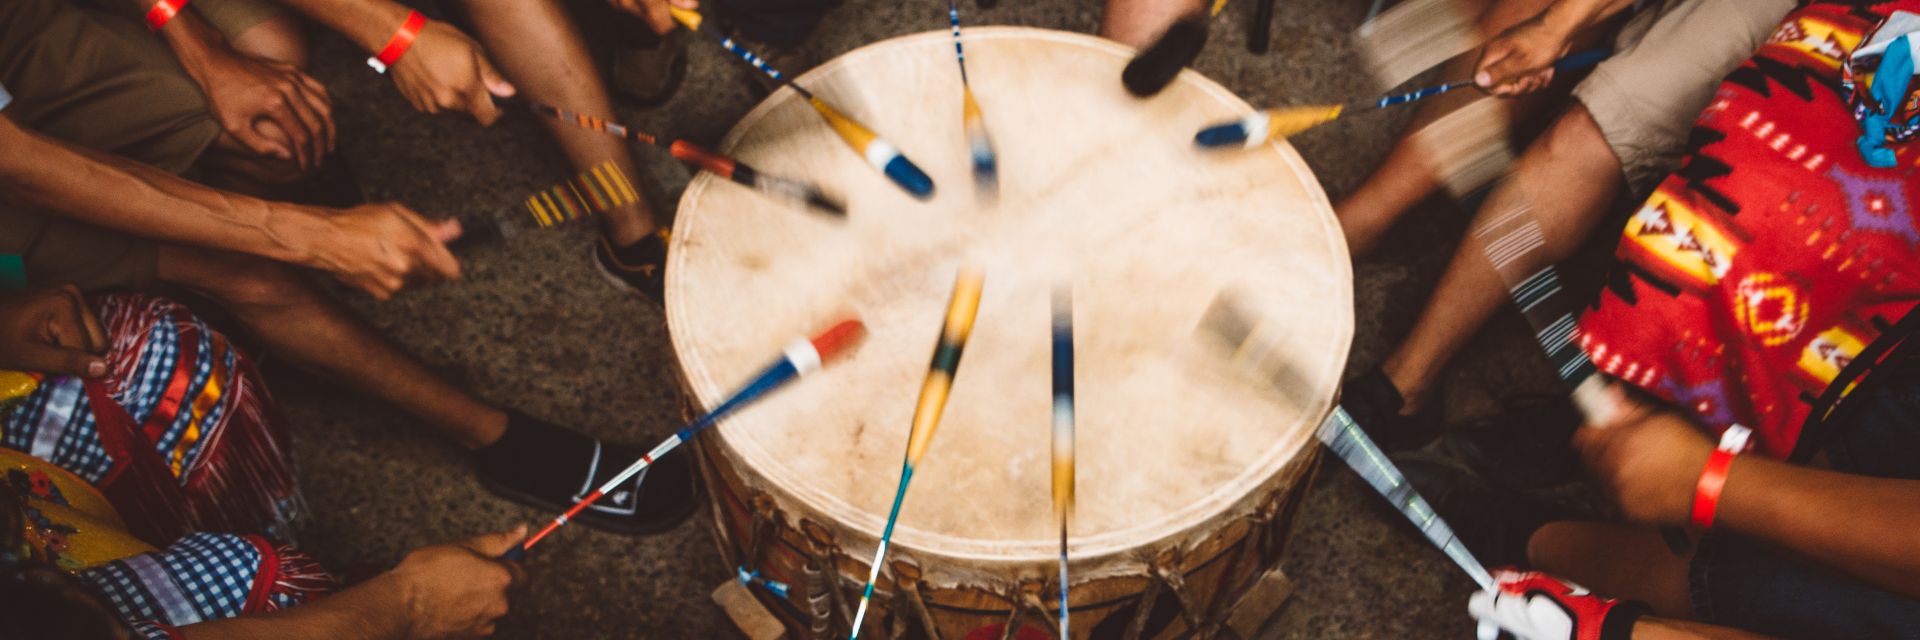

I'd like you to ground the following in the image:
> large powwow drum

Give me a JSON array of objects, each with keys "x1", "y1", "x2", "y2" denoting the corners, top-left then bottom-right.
[{"x1": 668, "y1": 27, "x2": 1352, "y2": 639}]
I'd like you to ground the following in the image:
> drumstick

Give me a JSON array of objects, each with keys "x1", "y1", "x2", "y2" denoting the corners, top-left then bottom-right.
[
  {"x1": 668, "y1": 7, "x2": 935, "y2": 200},
  {"x1": 503, "y1": 319, "x2": 867, "y2": 560},
  {"x1": 1050, "y1": 287, "x2": 1075, "y2": 637},
  {"x1": 1468, "y1": 200, "x2": 1632, "y2": 425},
  {"x1": 849, "y1": 269, "x2": 985, "y2": 639},
  {"x1": 1193, "y1": 48, "x2": 1612, "y2": 149},
  {"x1": 452, "y1": 160, "x2": 639, "y2": 250},
  {"x1": 947, "y1": 0, "x2": 998, "y2": 190},
  {"x1": 1197, "y1": 296, "x2": 1496, "y2": 590},
  {"x1": 497, "y1": 96, "x2": 846, "y2": 217}
]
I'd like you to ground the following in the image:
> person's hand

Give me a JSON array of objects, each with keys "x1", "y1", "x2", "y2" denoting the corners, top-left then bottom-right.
[
  {"x1": 1573, "y1": 407, "x2": 1714, "y2": 526},
  {"x1": 306, "y1": 203, "x2": 463, "y2": 300},
  {"x1": 389, "y1": 525, "x2": 528, "y2": 639},
  {"x1": 389, "y1": 21, "x2": 516, "y2": 125},
  {"x1": 608, "y1": 0, "x2": 699, "y2": 35},
  {"x1": 189, "y1": 48, "x2": 335, "y2": 171},
  {"x1": 1474, "y1": 13, "x2": 1575, "y2": 97},
  {"x1": 1469, "y1": 569, "x2": 1648, "y2": 640},
  {"x1": 0, "y1": 286, "x2": 108, "y2": 378}
]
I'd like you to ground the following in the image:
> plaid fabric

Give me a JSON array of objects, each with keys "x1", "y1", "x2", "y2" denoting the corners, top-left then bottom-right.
[
  {"x1": 78, "y1": 532, "x2": 336, "y2": 630},
  {"x1": 79, "y1": 533, "x2": 255, "y2": 627},
  {"x1": 130, "y1": 621, "x2": 181, "y2": 640},
  {"x1": 1, "y1": 380, "x2": 111, "y2": 482},
  {"x1": 0, "y1": 294, "x2": 299, "y2": 540}
]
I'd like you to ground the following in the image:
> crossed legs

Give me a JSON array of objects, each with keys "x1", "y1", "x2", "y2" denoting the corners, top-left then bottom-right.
[
  {"x1": 1375, "y1": 104, "x2": 1624, "y2": 414},
  {"x1": 456, "y1": 0, "x2": 664, "y2": 247},
  {"x1": 155, "y1": 246, "x2": 509, "y2": 449}
]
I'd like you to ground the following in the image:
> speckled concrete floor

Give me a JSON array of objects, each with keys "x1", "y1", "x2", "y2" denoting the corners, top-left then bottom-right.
[{"x1": 276, "y1": 0, "x2": 1582, "y2": 637}]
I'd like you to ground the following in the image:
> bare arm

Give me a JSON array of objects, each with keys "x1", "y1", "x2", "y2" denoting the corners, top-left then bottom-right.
[
  {"x1": 0, "y1": 114, "x2": 325, "y2": 264},
  {"x1": 176, "y1": 572, "x2": 412, "y2": 640},
  {"x1": 1719, "y1": 456, "x2": 1920, "y2": 601},
  {"x1": 1475, "y1": 0, "x2": 1638, "y2": 94},
  {"x1": 0, "y1": 114, "x2": 460, "y2": 299},
  {"x1": 1634, "y1": 617, "x2": 1776, "y2": 639},
  {"x1": 1577, "y1": 407, "x2": 1920, "y2": 602},
  {"x1": 271, "y1": 0, "x2": 513, "y2": 123},
  {"x1": 175, "y1": 528, "x2": 527, "y2": 640}
]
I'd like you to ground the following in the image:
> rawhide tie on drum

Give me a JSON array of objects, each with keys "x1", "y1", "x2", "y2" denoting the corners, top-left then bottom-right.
[
  {"x1": 503, "y1": 318, "x2": 866, "y2": 560},
  {"x1": 850, "y1": 269, "x2": 984, "y2": 639},
  {"x1": 669, "y1": 6, "x2": 934, "y2": 200}
]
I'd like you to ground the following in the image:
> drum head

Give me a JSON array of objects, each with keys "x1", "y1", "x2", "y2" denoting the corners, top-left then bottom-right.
[{"x1": 668, "y1": 27, "x2": 1350, "y2": 562}]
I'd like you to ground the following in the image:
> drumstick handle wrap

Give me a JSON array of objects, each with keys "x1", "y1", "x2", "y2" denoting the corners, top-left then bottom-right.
[
  {"x1": 904, "y1": 270, "x2": 985, "y2": 464},
  {"x1": 1320, "y1": 407, "x2": 1495, "y2": 590}
]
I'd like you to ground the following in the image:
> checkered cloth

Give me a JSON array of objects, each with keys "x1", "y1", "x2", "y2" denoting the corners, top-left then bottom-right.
[
  {"x1": 78, "y1": 532, "x2": 336, "y2": 631},
  {"x1": 0, "y1": 294, "x2": 300, "y2": 542}
]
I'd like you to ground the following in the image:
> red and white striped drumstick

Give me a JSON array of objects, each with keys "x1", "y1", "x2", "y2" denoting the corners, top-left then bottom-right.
[{"x1": 506, "y1": 319, "x2": 867, "y2": 559}]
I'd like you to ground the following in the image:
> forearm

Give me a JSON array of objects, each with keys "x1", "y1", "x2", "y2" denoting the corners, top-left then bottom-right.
[
  {"x1": 0, "y1": 118, "x2": 326, "y2": 265},
  {"x1": 1538, "y1": 0, "x2": 1637, "y2": 35},
  {"x1": 175, "y1": 572, "x2": 413, "y2": 640},
  {"x1": 271, "y1": 0, "x2": 413, "y2": 53},
  {"x1": 1634, "y1": 617, "x2": 1774, "y2": 639},
  {"x1": 1718, "y1": 456, "x2": 1920, "y2": 600}
]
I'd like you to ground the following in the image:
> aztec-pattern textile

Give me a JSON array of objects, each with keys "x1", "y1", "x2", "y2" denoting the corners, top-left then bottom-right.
[
  {"x1": 0, "y1": 294, "x2": 300, "y2": 543},
  {"x1": 77, "y1": 532, "x2": 336, "y2": 636},
  {"x1": 1579, "y1": 2, "x2": 1920, "y2": 459}
]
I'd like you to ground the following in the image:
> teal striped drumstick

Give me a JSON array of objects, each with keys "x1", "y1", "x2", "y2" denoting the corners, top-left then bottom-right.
[{"x1": 849, "y1": 268, "x2": 986, "y2": 639}]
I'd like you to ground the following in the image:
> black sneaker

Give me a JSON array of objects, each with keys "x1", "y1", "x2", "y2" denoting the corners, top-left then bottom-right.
[
  {"x1": 1390, "y1": 449, "x2": 1585, "y2": 568},
  {"x1": 593, "y1": 229, "x2": 669, "y2": 305},
  {"x1": 475, "y1": 411, "x2": 697, "y2": 536},
  {"x1": 608, "y1": 32, "x2": 689, "y2": 109},
  {"x1": 1341, "y1": 366, "x2": 1442, "y2": 451},
  {"x1": 1439, "y1": 394, "x2": 1583, "y2": 489}
]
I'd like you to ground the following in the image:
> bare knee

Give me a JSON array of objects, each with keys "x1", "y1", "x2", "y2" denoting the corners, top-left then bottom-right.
[{"x1": 228, "y1": 15, "x2": 310, "y2": 69}]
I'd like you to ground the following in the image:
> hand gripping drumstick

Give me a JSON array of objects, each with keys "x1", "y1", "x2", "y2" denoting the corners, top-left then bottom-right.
[
  {"x1": 1193, "y1": 48, "x2": 1613, "y2": 149},
  {"x1": 496, "y1": 95, "x2": 846, "y2": 217},
  {"x1": 502, "y1": 319, "x2": 868, "y2": 561},
  {"x1": 1197, "y1": 296, "x2": 1496, "y2": 591},
  {"x1": 947, "y1": 0, "x2": 999, "y2": 192},
  {"x1": 1050, "y1": 287, "x2": 1076, "y2": 638},
  {"x1": 849, "y1": 269, "x2": 985, "y2": 639},
  {"x1": 669, "y1": 7, "x2": 936, "y2": 200}
]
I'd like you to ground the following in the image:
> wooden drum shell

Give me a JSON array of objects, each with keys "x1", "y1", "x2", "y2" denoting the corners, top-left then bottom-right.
[{"x1": 667, "y1": 27, "x2": 1351, "y2": 639}]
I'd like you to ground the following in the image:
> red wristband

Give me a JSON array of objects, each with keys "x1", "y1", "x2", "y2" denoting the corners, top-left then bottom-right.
[
  {"x1": 1690, "y1": 447, "x2": 1736, "y2": 530},
  {"x1": 367, "y1": 10, "x2": 426, "y2": 74},
  {"x1": 145, "y1": 0, "x2": 188, "y2": 31}
]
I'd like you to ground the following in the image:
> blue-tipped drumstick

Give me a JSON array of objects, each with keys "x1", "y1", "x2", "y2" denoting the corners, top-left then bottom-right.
[
  {"x1": 947, "y1": 0, "x2": 998, "y2": 190},
  {"x1": 1051, "y1": 287, "x2": 1075, "y2": 637},
  {"x1": 1194, "y1": 48, "x2": 1613, "y2": 149},
  {"x1": 669, "y1": 7, "x2": 935, "y2": 200},
  {"x1": 849, "y1": 269, "x2": 985, "y2": 639},
  {"x1": 503, "y1": 319, "x2": 867, "y2": 560}
]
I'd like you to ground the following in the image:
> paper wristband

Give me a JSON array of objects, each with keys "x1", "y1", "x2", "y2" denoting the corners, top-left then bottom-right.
[
  {"x1": 1690, "y1": 448, "x2": 1736, "y2": 530},
  {"x1": 146, "y1": 0, "x2": 187, "y2": 31},
  {"x1": 367, "y1": 10, "x2": 426, "y2": 74}
]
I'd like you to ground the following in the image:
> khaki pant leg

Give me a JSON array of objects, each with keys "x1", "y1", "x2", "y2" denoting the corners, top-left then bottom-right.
[
  {"x1": 1572, "y1": 0, "x2": 1799, "y2": 192},
  {"x1": 0, "y1": 0, "x2": 218, "y2": 290}
]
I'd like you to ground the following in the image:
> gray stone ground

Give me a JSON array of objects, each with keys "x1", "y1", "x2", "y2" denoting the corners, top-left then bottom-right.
[{"x1": 277, "y1": 0, "x2": 1579, "y2": 637}]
